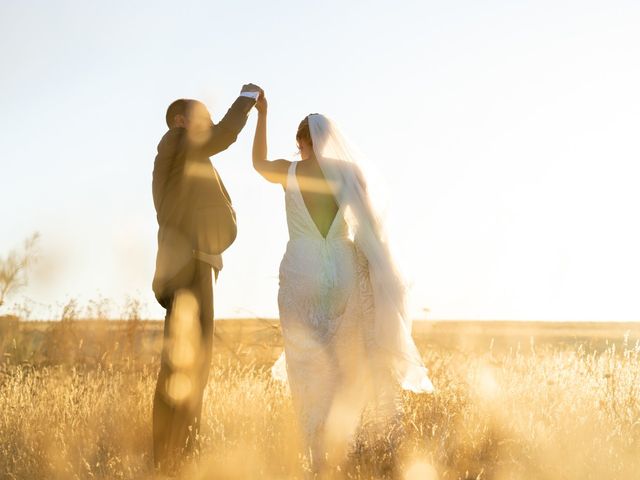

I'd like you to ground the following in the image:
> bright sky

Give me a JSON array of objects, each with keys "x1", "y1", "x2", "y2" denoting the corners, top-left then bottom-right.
[{"x1": 2, "y1": 0, "x2": 639, "y2": 321}]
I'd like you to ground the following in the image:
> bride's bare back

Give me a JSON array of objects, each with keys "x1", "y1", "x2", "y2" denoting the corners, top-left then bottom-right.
[{"x1": 294, "y1": 159, "x2": 339, "y2": 238}]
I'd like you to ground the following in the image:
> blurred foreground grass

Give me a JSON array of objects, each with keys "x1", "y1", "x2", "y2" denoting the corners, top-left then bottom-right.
[{"x1": 1, "y1": 316, "x2": 639, "y2": 479}]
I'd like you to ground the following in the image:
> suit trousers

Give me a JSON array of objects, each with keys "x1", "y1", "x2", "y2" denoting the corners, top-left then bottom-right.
[{"x1": 152, "y1": 258, "x2": 215, "y2": 472}]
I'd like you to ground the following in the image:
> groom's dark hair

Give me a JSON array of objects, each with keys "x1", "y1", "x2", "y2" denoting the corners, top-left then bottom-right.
[{"x1": 166, "y1": 99, "x2": 205, "y2": 128}]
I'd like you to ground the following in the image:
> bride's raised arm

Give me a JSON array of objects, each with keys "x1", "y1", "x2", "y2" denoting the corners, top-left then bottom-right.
[{"x1": 252, "y1": 94, "x2": 291, "y2": 185}]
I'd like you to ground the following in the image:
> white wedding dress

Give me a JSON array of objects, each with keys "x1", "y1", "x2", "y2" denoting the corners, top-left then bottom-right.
[
  {"x1": 273, "y1": 162, "x2": 401, "y2": 464},
  {"x1": 272, "y1": 114, "x2": 433, "y2": 468}
]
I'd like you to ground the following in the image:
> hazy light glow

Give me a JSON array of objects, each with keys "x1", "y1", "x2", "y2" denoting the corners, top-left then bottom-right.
[{"x1": 1, "y1": 1, "x2": 639, "y2": 321}]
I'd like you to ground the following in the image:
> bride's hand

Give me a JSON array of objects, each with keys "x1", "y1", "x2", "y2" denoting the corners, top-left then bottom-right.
[{"x1": 255, "y1": 90, "x2": 267, "y2": 114}]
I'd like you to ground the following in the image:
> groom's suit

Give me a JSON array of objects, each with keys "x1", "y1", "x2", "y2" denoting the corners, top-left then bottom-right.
[{"x1": 151, "y1": 95, "x2": 255, "y2": 470}]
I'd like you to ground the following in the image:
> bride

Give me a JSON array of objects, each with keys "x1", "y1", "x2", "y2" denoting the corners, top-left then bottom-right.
[{"x1": 251, "y1": 92, "x2": 433, "y2": 471}]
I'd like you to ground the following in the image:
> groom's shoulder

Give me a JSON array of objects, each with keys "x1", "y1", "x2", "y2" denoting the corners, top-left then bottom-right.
[
  {"x1": 155, "y1": 128, "x2": 187, "y2": 159},
  {"x1": 158, "y1": 127, "x2": 185, "y2": 149}
]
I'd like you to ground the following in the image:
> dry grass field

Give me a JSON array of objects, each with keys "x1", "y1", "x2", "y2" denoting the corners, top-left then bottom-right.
[{"x1": 1, "y1": 315, "x2": 639, "y2": 479}]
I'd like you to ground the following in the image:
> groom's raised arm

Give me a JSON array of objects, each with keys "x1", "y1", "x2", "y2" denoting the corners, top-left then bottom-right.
[{"x1": 197, "y1": 88, "x2": 258, "y2": 157}]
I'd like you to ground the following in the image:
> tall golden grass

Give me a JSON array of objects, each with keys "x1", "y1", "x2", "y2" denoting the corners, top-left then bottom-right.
[{"x1": 1, "y1": 314, "x2": 639, "y2": 479}]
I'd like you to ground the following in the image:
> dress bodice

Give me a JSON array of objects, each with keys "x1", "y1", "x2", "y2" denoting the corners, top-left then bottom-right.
[{"x1": 284, "y1": 161, "x2": 349, "y2": 243}]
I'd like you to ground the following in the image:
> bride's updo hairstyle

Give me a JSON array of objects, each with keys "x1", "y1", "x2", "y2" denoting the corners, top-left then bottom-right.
[{"x1": 296, "y1": 115, "x2": 313, "y2": 147}]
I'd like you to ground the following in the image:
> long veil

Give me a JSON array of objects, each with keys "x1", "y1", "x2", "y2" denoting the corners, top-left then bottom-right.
[{"x1": 306, "y1": 114, "x2": 433, "y2": 393}]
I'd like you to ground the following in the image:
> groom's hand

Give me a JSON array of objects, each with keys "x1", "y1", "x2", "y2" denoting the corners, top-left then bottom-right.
[{"x1": 240, "y1": 83, "x2": 262, "y2": 97}]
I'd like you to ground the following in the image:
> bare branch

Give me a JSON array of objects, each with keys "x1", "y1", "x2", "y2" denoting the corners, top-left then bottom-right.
[{"x1": 0, "y1": 232, "x2": 40, "y2": 309}]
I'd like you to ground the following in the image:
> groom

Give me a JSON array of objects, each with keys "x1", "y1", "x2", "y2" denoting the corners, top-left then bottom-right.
[{"x1": 151, "y1": 84, "x2": 260, "y2": 472}]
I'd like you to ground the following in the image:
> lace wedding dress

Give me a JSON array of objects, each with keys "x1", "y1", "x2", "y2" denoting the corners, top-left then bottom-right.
[
  {"x1": 272, "y1": 159, "x2": 429, "y2": 466},
  {"x1": 272, "y1": 114, "x2": 433, "y2": 468}
]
